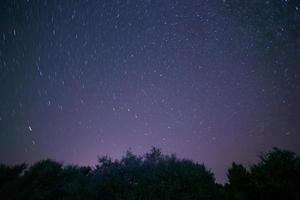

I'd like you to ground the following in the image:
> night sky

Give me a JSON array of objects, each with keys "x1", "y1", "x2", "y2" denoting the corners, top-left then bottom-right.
[{"x1": 0, "y1": 0, "x2": 299, "y2": 182}]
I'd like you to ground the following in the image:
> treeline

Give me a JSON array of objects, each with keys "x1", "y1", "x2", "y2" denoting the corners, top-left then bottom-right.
[{"x1": 0, "y1": 147, "x2": 300, "y2": 200}]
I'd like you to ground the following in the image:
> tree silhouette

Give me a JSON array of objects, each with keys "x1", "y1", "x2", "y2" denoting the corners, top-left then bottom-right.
[
  {"x1": 225, "y1": 148, "x2": 300, "y2": 200},
  {"x1": 0, "y1": 147, "x2": 299, "y2": 199},
  {"x1": 226, "y1": 162, "x2": 252, "y2": 200},
  {"x1": 0, "y1": 163, "x2": 26, "y2": 199},
  {"x1": 250, "y1": 148, "x2": 300, "y2": 200}
]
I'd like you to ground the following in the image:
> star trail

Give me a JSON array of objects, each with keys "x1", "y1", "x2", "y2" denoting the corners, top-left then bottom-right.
[{"x1": 0, "y1": 0, "x2": 299, "y2": 182}]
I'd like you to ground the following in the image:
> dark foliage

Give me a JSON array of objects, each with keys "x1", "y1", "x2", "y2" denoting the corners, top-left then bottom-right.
[
  {"x1": 0, "y1": 147, "x2": 299, "y2": 200},
  {"x1": 225, "y1": 148, "x2": 300, "y2": 200}
]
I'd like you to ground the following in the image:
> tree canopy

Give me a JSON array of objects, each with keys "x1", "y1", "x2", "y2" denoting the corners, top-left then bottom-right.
[{"x1": 0, "y1": 147, "x2": 299, "y2": 200}]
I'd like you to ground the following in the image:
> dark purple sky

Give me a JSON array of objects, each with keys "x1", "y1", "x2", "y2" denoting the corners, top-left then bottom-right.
[{"x1": 0, "y1": 0, "x2": 299, "y2": 182}]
